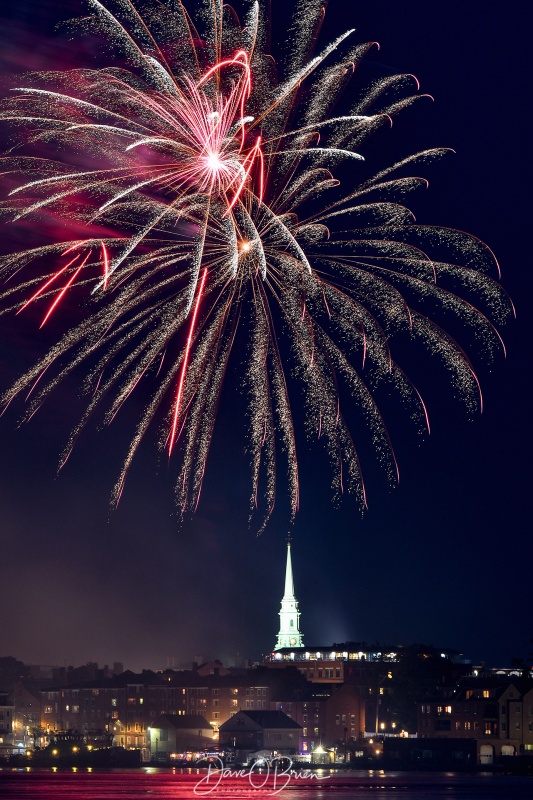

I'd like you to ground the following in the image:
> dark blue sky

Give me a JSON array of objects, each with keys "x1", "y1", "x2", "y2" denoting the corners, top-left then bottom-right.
[{"x1": 0, "y1": 1, "x2": 530, "y2": 672}]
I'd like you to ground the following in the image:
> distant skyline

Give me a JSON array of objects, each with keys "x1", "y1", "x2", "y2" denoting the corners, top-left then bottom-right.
[{"x1": 0, "y1": 0, "x2": 530, "y2": 674}]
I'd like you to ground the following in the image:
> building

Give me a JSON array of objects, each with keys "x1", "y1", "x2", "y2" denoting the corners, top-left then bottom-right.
[
  {"x1": 417, "y1": 677, "x2": 533, "y2": 763},
  {"x1": 147, "y1": 714, "x2": 213, "y2": 761},
  {"x1": 0, "y1": 692, "x2": 14, "y2": 759},
  {"x1": 274, "y1": 540, "x2": 304, "y2": 650},
  {"x1": 219, "y1": 710, "x2": 301, "y2": 759},
  {"x1": 271, "y1": 680, "x2": 365, "y2": 753},
  {"x1": 11, "y1": 682, "x2": 41, "y2": 751}
]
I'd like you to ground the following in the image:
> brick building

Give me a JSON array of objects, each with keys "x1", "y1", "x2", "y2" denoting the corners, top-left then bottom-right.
[{"x1": 417, "y1": 678, "x2": 533, "y2": 763}]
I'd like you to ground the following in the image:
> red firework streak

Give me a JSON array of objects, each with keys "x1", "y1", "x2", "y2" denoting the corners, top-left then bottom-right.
[
  {"x1": 18, "y1": 241, "x2": 110, "y2": 325},
  {"x1": 168, "y1": 268, "x2": 208, "y2": 455},
  {"x1": 198, "y1": 50, "x2": 264, "y2": 210}
]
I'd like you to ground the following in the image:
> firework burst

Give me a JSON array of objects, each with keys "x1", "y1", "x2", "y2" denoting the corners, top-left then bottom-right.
[{"x1": 0, "y1": 0, "x2": 513, "y2": 531}]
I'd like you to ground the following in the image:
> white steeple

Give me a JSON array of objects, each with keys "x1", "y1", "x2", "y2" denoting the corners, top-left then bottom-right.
[{"x1": 274, "y1": 538, "x2": 304, "y2": 650}]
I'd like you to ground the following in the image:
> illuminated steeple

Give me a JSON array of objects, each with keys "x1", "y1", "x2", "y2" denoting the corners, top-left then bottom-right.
[{"x1": 274, "y1": 537, "x2": 304, "y2": 650}]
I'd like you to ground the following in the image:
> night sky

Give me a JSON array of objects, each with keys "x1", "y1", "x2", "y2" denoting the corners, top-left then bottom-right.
[{"x1": 0, "y1": 1, "x2": 530, "y2": 673}]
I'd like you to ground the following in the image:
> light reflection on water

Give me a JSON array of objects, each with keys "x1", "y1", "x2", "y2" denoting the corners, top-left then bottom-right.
[{"x1": 0, "y1": 767, "x2": 531, "y2": 800}]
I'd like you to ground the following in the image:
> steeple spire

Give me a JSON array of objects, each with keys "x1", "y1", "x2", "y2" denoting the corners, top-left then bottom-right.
[
  {"x1": 284, "y1": 540, "x2": 295, "y2": 598},
  {"x1": 274, "y1": 537, "x2": 304, "y2": 650}
]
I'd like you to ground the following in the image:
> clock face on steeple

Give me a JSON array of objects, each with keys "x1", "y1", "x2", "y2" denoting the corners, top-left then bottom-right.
[{"x1": 290, "y1": 637, "x2": 297, "y2": 646}]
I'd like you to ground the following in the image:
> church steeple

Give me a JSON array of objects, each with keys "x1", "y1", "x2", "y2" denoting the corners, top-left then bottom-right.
[{"x1": 274, "y1": 537, "x2": 304, "y2": 650}]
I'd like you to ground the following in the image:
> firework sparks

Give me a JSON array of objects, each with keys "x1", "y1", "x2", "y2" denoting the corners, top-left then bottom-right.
[{"x1": 0, "y1": 0, "x2": 512, "y2": 530}]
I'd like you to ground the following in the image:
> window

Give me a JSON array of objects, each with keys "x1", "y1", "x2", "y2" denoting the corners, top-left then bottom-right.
[
  {"x1": 515, "y1": 722, "x2": 521, "y2": 730},
  {"x1": 112, "y1": 699, "x2": 117, "y2": 707},
  {"x1": 464, "y1": 722, "x2": 471, "y2": 730},
  {"x1": 314, "y1": 727, "x2": 319, "y2": 736},
  {"x1": 44, "y1": 706, "x2": 52, "y2": 714},
  {"x1": 230, "y1": 699, "x2": 237, "y2": 707},
  {"x1": 73, "y1": 706, "x2": 79, "y2": 714},
  {"x1": 455, "y1": 722, "x2": 461, "y2": 730},
  {"x1": 212, "y1": 700, "x2": 219, "y2": 708},
  {"x1": 483, "y1": 691, "x2": 490, "y2": 699},
  {"x1": 502, "y1": 722, "x2": 507, "y2": 731},
  {"x1": 212, "y1": 689, "x2": 219, "y2": 695},
  {"x1": 212, "y1": 712, "x2": 220, "y2": 720},
  {"x1": 486, "y1": 724, "x2": 492, "y2": 735},
  {"x1": 303, "y1": 728, "x2": 307, "y2": 737}
]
